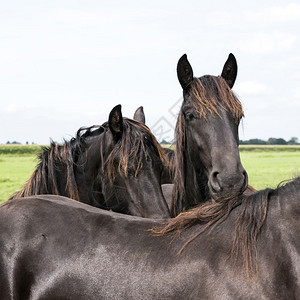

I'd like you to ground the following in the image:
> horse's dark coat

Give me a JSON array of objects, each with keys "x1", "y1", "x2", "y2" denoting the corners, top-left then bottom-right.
[{"x1": 0, "y1": 178, "x2": 299, "y2": 299}]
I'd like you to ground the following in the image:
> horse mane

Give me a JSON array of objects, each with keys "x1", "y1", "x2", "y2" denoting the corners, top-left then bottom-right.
[
  {"x1": 106, "y1": 118, "x2": 170, "y2": 181},
  {"x1": 153, "y1": 177, "x2": 300, "y2": 279},
  {"x1": 171, "y1": 111, "x2": 186, "y2": 215},
  {"x1": 171, "y1": 76, "x2": 244, "y2": 216},
  {"x1": 11, "y1": 118, "x2": 168, "y2": 203},
  {"x1": 163, "y1": 147, "x2": 174, "y2": 164},
  {"x1": 10, "y1": 125, "x2": 104, "y2": 200}
]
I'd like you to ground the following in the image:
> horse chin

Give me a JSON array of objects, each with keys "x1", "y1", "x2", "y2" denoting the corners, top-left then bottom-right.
[
  {"x1": 208, "y1": 174, "x2": 248, "y2": 202},
  {"x1": 209, "y1": 187, "x2": 245, "y2": 202}
]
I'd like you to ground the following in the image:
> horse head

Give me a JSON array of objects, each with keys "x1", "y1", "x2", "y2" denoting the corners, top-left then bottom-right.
[
  {"x1": 173, "y1": 53, "x2": 248, "y2": 215},
  {"x1": 76, "y1": 105, "x2": 171, "y2": 218}
]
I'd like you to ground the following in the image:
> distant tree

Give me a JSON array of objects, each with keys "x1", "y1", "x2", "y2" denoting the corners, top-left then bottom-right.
[
  {"x1": 288, "y1": 137, "x2": 299, "y2": 145},
  {"x1": 161, "y1": 139, "x2": 171, "y2": 145},
  {"x1": 267, "y1": 138, "x2": 287, "y2": 145},
  {"x1": 267, "y1": 138, "x2": 276, "y2": 145},
  {"x1": 276, "y1": 138, "x2": 287, "y2": 145},
  {"x1": 240, "y1": 139, "x2": 266, "y2": 145},
  {"x1": 6, "y1": 141, "x2": 10, "y2": 144},
  {"x1": 26, "y1": 141, "x2": 29, "y2": 145},
  {"x1": 249, "y1": 138, "x2": 267, "y2": 145}
]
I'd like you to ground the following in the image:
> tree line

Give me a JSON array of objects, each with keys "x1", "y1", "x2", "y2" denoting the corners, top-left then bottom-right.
[
  {"x1": 5, "y1": 141, "x2": 36, "y2": 145},
  {"x1": 239, "y1": 137, "x2": 299, "y2": 145},
  {"x1": 160, "y1": 137, "x2": 299, "y2": 145},
  {"x1": 4, "y1": 137, "x2": 300, "y2": 146}
]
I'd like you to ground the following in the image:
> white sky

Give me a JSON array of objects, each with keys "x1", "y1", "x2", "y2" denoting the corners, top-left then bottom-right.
[{"x1": 0, "y1": 0, "x2": 299, "y2": 144}]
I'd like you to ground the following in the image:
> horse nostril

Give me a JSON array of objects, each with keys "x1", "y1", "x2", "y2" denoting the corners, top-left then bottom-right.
[{"x1": 212, "y1": 171, "x2": 219, "y2": 179}]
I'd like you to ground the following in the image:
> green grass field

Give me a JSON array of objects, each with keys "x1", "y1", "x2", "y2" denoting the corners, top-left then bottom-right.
[
  {"x1": 0, "y1": 145, "x2": 299, "y2": 203},
  {"x1": 0, "y1": 155, "x2": 38, "y2": 203},
  {"x1": 0, "y1": 145, "x2": 42, "y2": 203},
  {"x1": 240, "y1": 151, "x2": 299, "y2": 190}
]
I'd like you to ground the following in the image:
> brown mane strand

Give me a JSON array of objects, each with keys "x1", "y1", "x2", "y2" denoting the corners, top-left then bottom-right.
[{"x1": 106, "y1": 119, "x2": 170, "y2": 182}]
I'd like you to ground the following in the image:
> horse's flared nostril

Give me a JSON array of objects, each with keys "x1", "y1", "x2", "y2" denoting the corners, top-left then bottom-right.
[
  {"x1": 212, "y1": 171, "x2": 219, "y2": 179},
  {"x1": 209, "y1": 167, "x2": 248, "y2": 198}
]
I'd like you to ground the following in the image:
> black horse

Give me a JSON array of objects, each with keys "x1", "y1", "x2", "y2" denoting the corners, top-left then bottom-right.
[
  {"x1": 10, "y1": 105, "x2": 170, "y2": 218},
  {"x1": 0, "y1": 177, "x2": 299, "y2": 299},
  {"x1": 172, "y1": 53, "x2": 248, "y2": 216}
]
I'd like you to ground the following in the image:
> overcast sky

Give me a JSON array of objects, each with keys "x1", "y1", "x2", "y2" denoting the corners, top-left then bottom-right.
[{"x1": 1, "y1": 0, "x2": 299, "y2": 144}]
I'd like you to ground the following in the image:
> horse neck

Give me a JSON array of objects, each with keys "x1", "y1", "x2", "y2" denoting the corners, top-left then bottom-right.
[
  {"x1": 76, "y1": 131, "x2": 110, "y2": 208},
  {"x1": 231, "y1": 179, "x2": 300, "y2": 278},
  {"x1": 12, "y1": 145, "x2": 79, "y2": 200},
  {"x1": 171, "y1": 152, "x2": 207, "y2": 216},
  {"x1": 161, "y1": 148, "x2": 174, "y2": 184},
  {"x1": 184, "y1": 154, "x2": 208, "y2": 208},
  {"x1": 270, "y1": 178, "x2": 300, "y2": 222}
]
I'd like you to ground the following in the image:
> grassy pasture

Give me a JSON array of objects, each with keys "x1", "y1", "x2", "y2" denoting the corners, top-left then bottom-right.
[
  {"x1": 240, "y1": 149, "x2": 300, "y2": 190},
  {"x1": 0, "y1": 156, "x2": 38, "y2": 203},
  {"x1": 0, "y1": 145, "x2": 299, "y2": 204},
  {"x1": 0, "y1": 145, "x2": 42, "y2": 203}
]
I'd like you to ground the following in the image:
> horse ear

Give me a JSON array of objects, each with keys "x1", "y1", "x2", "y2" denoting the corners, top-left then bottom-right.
[
  {"x1": 177, "y1": 54, "x2": 194, "y2": 90},
  {"x1": 109, "y1": 105, "x2": 123, "y2": 141},
  {"x1": 133, "y1": 106, "x2": 145, "y2": 124},
  {"x1": 221, "y1": 53, "x2": 238, "y2": 89}
]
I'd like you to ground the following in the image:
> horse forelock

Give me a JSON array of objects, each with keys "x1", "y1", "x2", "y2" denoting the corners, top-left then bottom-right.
[
  {"x1": 189, "y1": 76, "x2": 244, "y2": 121},
  {"x1": 106, "y1": 118, "x2": 169, "y2": 182}
]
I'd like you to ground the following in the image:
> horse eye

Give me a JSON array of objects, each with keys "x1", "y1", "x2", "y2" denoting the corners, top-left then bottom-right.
[
  {"x1": 185, "y1": 112, "x2": 195, "y2": 121},
  {"x1": 144, "y1": 134, "x2": 150, "y2": 142}
]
